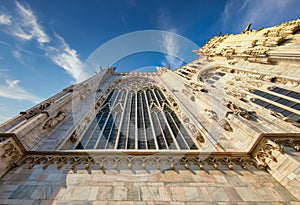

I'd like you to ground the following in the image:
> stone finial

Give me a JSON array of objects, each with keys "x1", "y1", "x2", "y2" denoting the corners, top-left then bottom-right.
[{"x1": 243, "y1": 23, "x2": 252, "y2": 33}]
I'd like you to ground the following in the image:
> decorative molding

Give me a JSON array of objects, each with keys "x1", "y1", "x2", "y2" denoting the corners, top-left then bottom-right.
[
  {"x1": 252, "y1": 135, "x2": 300, "y2": 169},
  {"x1": 268, "y1": 109, "x2": 300, "y2": 129},
  {"x1": 0, "y1": 134, "x2": 26, "y2": 178},
  {"x1": 224, "y1": 85, "x2": 246, "y2": 99},
  {"x1": 254, "y1": 139, "x2": 284, "y2": 169},
  {"x1": 80, "y1": 88, "x2": 91, "y2": 101},
  {"x1": 1, "y1": 140, "x2": 21, "y2": 163},
  {"x1": 273, "y1": 138, "x2": 300, "y2": 152},
  {"x1": 21, "y1": 100, "x2": 53, "y2": 119},
  {"x1": 219, "y1": 67, "x2": 300, "y2": 87},
  {"x1": 19, "y1": 153, "x2": 255, "y2": 171},
  {"x1": 184, "y1": 82, "x2": 207, "y2": 94}
]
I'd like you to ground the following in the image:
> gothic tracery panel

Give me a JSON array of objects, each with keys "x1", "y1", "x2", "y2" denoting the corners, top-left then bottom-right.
[{"x1": 74, "y1": 77, "x2": 199, "y2": 150}]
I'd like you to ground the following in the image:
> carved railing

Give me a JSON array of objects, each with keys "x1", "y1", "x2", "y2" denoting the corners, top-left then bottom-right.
[
  {"x1": 1, "y1": 133, "x2": 299, "y2": 177},
  {"x1": 18, "y1": 151, "x2": 255, "y2": 171}
]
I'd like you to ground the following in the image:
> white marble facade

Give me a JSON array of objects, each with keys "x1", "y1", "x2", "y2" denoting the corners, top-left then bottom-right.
[{"x1": 0, "y1": 19, "x2": 300, "y2": 204}]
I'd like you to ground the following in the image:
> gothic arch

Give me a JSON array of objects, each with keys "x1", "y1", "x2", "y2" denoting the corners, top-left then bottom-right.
[{"x1": 72, "y1": 76, "x2": 201, "y2": 150}]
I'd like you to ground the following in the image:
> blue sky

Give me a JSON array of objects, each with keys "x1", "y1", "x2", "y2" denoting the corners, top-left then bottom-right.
[{"x1": 0, "y1": 0, "x2": 299, "y2": 123}]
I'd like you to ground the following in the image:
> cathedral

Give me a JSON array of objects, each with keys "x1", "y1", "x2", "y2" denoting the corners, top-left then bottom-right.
[{"x1": 0, "y1": 19, "x2": 299, "y2": 204}]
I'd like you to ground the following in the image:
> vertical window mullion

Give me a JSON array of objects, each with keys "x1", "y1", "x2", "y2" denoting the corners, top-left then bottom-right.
[
  {"x1": 166, "y1": 110, "x2": 189, "y2": 149},
  {"x1": 94, "y1": 112, "x2": 112, "y2": 149},
  {"x1": 79, "y1": 112, "x2": 103, "y2": 149},
  {"x1": 104, "y1": 112, "x2": 119, "y2": 149},
  {"x1": 153, "y1": 112, "x2": 168, "y2": 149},
  {"x1": 127, "y1": 93, "x2": 135, "y2": 149},
  {"x1": 114, "y1": 89, "x2": 128, "y2": 149},
  {"x1": 145, "y1": 90, "x2": 159, "y2": 149},
  {"x1": 141, "y1": 92, "x2": 148, "y2": 149},
  {"x1": 135, "y1": 91, "x2": 138, "y2": 149}
]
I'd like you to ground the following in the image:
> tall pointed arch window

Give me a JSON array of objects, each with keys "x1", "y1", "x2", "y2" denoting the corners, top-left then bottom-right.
[{"x1": 75, "y1": 78, "x2": 199, "y2": 150}]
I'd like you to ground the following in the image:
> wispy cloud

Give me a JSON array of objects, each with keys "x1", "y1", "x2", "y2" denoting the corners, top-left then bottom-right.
[
  {"x1": 0, "y1": 77, "x2": 43, "y2": 103},
  {"x1": 0, "y1": 13, "x2": 11, "y2": 25},
  {"x1": 0, "y1": 1, "x2": 88, "y2": 82},
  {"x1": 12, "y1": 50, "x2": 21, "y2": 59},
  {"x1": 14, "y1": 1, "x2": 49, "y2": 44},
  {"x1": 43, "y1": 33, "x2": 88, "y2": 82},
  {"x1": 221, "y1": 0, "x2": 300, "y2": 32},
  {"x1": 157, "y1": 7, "x2": 184, "y2": 69},
  {"x1": 161, "y1": 32, "x2": 184, "y2": 69}
]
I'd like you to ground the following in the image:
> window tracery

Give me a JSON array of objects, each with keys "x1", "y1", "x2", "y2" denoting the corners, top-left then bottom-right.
[
  {"x1": 250, "y1": 89, "x2": 300, "y2": 124},
  {"x1": 75, "y1": 77, "x2": 199, "y2": 150}
]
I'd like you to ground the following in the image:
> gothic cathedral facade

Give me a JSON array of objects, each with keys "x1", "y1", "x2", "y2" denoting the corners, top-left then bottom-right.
[{"x1": 0, "y1": 19, "x2": 300, "y2": 203}]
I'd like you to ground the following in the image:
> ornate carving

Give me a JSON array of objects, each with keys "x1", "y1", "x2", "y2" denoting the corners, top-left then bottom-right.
[
  {"x1": 95, "y1": 96, "x2": 106, "y2": 109},
  {"x1": 224, "y1": 85, "x2": 246, "y2": 99},
  {"x1": 184, "y1": 82, "x2": 207, "y2": 94},
  {"x1": 221, "y1": 47, "x2": 235, "y2": 57},
  {"x1": 195, "y1": 132, "x2": 205, "y2": 143},
  {"x1": 254, "y1": 139, "x2": 285, "y2": 169},
  {"x1": 242, "y1": 47, "x2": 270, "y2": 57},
  {"x1": 165, "y1": 92, "x2": 179, "y2": 110},
  {"x1": 218, "y1": 119, "x2": 233, "y2": 132},
  {"x1": 204, "y1": 109, "x2": 233, "y2": 132},
  {"x1": 80, "y1": 89, "x2": 91, "y2": 101},
  {"x1": 225, "y1": 101, "x2": 253, "y2": 120},
  {"x1": 22, "y1": 100, "x2": 53, "y2": 119},
  {"x1": 204, "y1": 109, "x2": 219, "y2": 121},
  {"x1": 0, "y1": 140, "x2": 22, "y2": 168},
  {"x1": 157, "y1": 66, "x2": 169, "y2": 73},
  {"x1": 221, "y1": 66, "x2": 300, "y2": 87},
  {"x1": 268, "y1": 110, "x2": 300, "y2": 128},
  {"x1": 246, "y1": 57, "x2": 271, "y2": 64},
  {"x1": 69, "y1": 124, "x2": 87, "y2": 143},
  {"x1": 1, "y1": 140, "x2": 20, "y2": 160},
  {"x1": 43, "y1": 111, "x2": 66, "y2": 129},
  {"x1": 22, "y1": 154, "x2": 255, "y2": 171},
  {"x1": 273, "y1": 138, "x2": 300, "y2": 152}
]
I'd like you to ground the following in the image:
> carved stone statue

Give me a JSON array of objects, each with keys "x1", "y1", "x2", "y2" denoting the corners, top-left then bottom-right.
[{"x1": 43, "y1": 111, "x2": 66, "y2": 129}]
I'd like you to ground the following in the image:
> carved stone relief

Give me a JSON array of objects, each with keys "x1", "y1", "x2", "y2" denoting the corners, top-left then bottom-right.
[
  {"x1": 184, "y1": 82, "x2": 207, "y2": 94},
  {"x1": 1, "y1": 140, "x2": 21, "y2": 162},
  {"x1": 255, "y1": 141, "x2": 283, "y2": 169},
  {"x1": 268, "y1": 109, "x2": 300, "y2": 128},
  {"x1": 225, "y1": 101, "x2": 254, "y2": 120},
  {"x1": 21, "y1": 100, "x2": 54, "y2": 120},
  {"x1": 273, "y1": 138, "x2": 300, "y2": 151},
  {"x1": 0, "y1": 137, "x2": 24, "y2": 178},
  {"x1": 20, "y1": 154, "x2": 255, "y2": 171},
  {"x1": 204, "y1": 109, "x2": 233, "y2": 132},
  {"x1": 43, "y1": 110, "x2": 66, "y2": 130}
]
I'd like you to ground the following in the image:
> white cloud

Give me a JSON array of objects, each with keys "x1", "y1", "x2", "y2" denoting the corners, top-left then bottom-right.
[
  {"x1": 0, "y1": 1, "x2": 88, "y2": 82},
  {"x1": 12, "y1": 50, "x2": 21, "y2": 59},
  {"x1": 221, "y1": 0, "x2": 300, "y2": 32},
  {"x1": 14, "y1": 1, "x2": 50, "y2": 44},
  {"x1": 0, "y1": 14, "x2": 11, "y2": 25},
  {"x1": 161, "y1": 32, "x2": 184, "y2": 69},
  {"x1": 157, "y1": 8, "x2": 184, "y2": 69},
  {"x1": 13, "y1": 1, "x2": 87, "y2": 82},
  {"x1": 0, "y1": 78, "x2": 43, "y2": 103},
  {"x1": 43, "y1": 33, "x2": 89, "y2": 82}
]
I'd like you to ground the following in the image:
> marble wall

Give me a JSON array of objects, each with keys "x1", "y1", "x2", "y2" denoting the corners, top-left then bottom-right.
[{"x1": 0, "y1": 163, "x2": 298, "y2": 204}]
